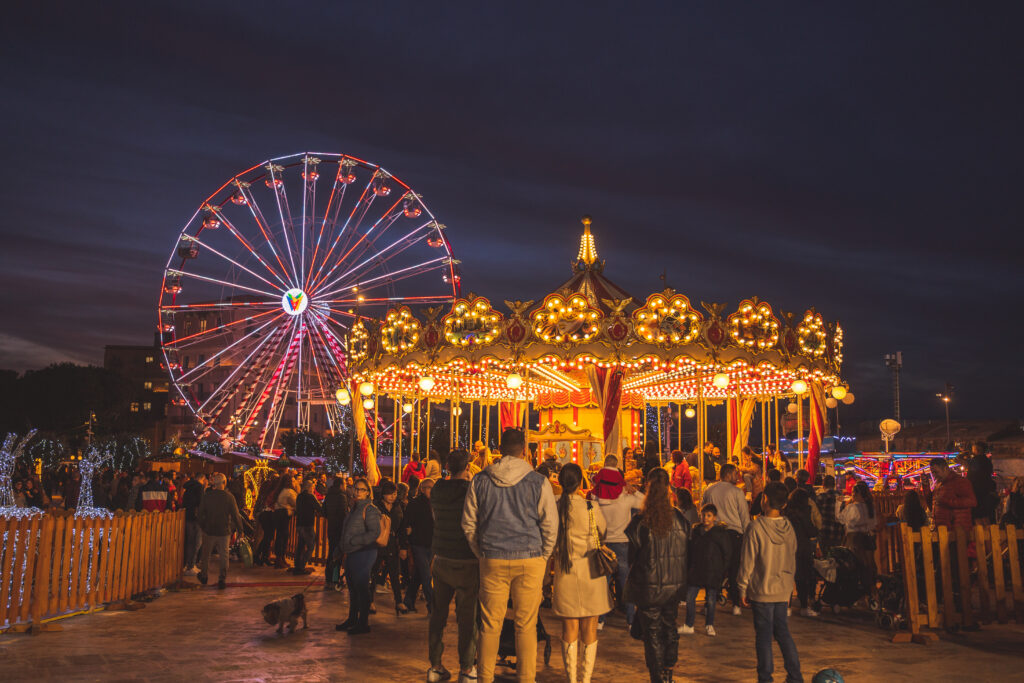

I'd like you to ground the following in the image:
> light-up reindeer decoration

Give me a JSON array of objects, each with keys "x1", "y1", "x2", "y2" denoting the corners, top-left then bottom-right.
[
  {"x1": 0, "y1": 430, "x2": 36, "y2": 510},
  {"x1": 76, "y1": 445, "x2": 114, "y2": 516}
]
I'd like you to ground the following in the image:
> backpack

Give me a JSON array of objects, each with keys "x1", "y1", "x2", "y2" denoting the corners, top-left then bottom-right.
[{"x1": 364, "y1": 504, "x2": 391, "y2": 547}]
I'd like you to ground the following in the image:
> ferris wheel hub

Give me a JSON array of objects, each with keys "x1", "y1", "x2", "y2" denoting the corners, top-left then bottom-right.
[{"x1": 282, "y1": 288, "x2": 309, "y2": 316}]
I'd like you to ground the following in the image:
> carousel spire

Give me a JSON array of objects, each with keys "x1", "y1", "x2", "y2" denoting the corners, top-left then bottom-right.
[{"x1": 577, "y1": 215, "x2": 599, "y2": 265}]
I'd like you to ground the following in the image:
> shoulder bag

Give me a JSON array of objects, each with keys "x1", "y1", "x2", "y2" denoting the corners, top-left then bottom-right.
[{"x1": 587, "y1": 500, "x2": 617, "y2": 578}]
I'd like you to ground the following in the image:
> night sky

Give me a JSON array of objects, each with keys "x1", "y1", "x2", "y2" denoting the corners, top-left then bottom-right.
[{"x1": 2, "y1": 2, "x2": 1022, "y2": 426}]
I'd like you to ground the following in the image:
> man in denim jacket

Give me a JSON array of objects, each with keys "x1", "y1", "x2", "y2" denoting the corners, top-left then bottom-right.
[{"x1": 462, "y1": 428, "x2": 557, "y2": 683}]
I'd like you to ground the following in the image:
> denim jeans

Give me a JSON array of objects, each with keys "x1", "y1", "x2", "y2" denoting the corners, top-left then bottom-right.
[
  {"x1": 294, "y1": 526, "x2": 315, "y2": 571},
  {"x1": 404, "y1": 544, "x2": 434, "y2": 610},
  {"x1": 751, "y1": 601, "x2": 803, "y2": 683},
  {"x1": 606, "y1": 541, "x2": 634, "y2": 623},
  {"x1": 685, "y1": 585, "x2": 719, "y2": 627},
  {"x1": 199, "y1": 534, "x2": 229, "y2": 581},
  {"x1": 184, "y1": 520, "x2": 202, "y2": 569},
  {"x1": 345, "y1": 548, "x2": 378, "y2": 627}
]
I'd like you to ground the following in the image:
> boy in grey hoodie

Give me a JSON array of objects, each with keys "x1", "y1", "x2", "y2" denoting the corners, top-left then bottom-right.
[{"x1": 738, "y1": 482, "x2": 802, "y2": 683}]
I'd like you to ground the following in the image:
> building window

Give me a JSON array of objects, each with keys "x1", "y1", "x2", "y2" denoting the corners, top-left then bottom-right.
[
  {"x1": 130, "y1": 402, "x2": 140, "y2": 413},
  {"x1": 200, "y1": 318, "x2": 208, "y2": 333},
  {"x1": 143, "y1": 402, "x2": 152, "y2": 411},
  {"x1": 145, "y1": 355, "x2": 154, "y2": 363},
  {"x1": 143, "y1": 381, "x2": 153, "y2": 390}
]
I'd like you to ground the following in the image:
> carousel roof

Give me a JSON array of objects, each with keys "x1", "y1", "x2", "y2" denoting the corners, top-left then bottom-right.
[{"x1": 347, "y1": 218, "x2": 846, "y2": 406}]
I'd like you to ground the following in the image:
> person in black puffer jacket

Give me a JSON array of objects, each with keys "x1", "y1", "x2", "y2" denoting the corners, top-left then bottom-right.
[
  {"x1": 626, "y1": 468, "x2": 690, "y2": 683},
  {"x1": 322, "y1": 478, "x2": 348, "y2": 590},
  {"x1": 784, "y1": 487, "x2": 819, "y2": 616}
]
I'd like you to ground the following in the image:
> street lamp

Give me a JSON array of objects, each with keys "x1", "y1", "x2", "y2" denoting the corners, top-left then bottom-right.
[{"x1": 936, "y1": 383, "x2": 954, "y2": 446}]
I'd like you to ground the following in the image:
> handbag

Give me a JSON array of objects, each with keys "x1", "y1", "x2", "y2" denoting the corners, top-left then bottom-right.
[{"x1": 587, "y1": 501, "x2": 617, "y2": 578}]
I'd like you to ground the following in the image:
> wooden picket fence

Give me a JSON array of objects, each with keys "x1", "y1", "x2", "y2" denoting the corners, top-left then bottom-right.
[
  {"x1": 899, "y1": 523, "x2": 1024, "y2": 637},
  {"x1": 0, "y1": 509, "x2": 184, "y2": 631},
  {"x1": 283, "y1": 515, "x2": 331, "y2": 566}
]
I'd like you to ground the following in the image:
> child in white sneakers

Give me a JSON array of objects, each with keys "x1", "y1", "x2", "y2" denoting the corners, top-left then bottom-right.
[{"x1": 679, "y1": 504, "x2": 733, "y2": 637}]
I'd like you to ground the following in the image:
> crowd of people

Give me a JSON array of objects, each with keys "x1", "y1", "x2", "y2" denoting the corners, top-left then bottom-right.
[{"x1": 5, "y1": 435, "x2": 1009, "y2": 683}]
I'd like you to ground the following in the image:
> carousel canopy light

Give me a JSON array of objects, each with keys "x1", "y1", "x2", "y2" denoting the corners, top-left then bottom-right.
[
  {"x1": 841, "y1": 392, "x2": 855, "y2": 405},
  {"x1": 362, "y1": 398, "x2": 375, "y2": 410},
  {"x1": 359, "y1": 381, "x2": 375, "y2": 396},
  {"x1": 787, "y1": 402, "x2": 799, "y2": 414},
  {"x1": 335, "y1": 388, "x2": 351, "y2": 405},
  {"x1": 831, "y1": 385, "x2": 848, "y2": 400},
  {"x1": 825, "y1": 397, "x2": 838, "y2": 409},
  {"x1": 791, "y1": 379, "x2": 808, "y2": 395},
  {"x1": 506, "y1": 373, "x2": 524, "y2": 389},
  {"x1": 403, "y1": 403, "x2": 414, "y2": 414},
  {"x1": 713, "y1": 373, "x2": 730, "y2": 389},
  {"x1": 684, "y1": 407, "x2": 696, "y2": 419},
  {"x1": 418, "y1": 375, "x2": 436, "y2": 392},
  {"x1": 452, "y1": 405, "x2": 463, "y2": 416}
]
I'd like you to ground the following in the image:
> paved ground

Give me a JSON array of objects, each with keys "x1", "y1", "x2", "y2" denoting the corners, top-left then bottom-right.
[{"x1": 2, "y1": 564, "x2": 1023, "y2": 682}]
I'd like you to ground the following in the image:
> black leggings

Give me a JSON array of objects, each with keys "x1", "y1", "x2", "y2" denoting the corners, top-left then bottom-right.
[
  {"x1": 638, "y1": 601, "x2": 680, "y2": 682},
  {"x1": 273, "y1": 509, "x2": 291, "y2": 562},
  {"x1": 795, "y1": 553, "x2": 816, "y2": 608},
  {"x1": 255, "y1": 510, "x2": 276, "y2": 563},
  {"x1": 373, "y1": 547, "x2": 402, "y2": 605}
]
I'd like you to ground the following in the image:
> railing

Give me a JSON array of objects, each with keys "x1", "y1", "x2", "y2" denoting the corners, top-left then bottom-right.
[
  {"x1": 283, "y1": 515, "x2": 331, "y2": 566},
  {"x1": 899, "y1": 523, "x2": 1024, "y2": 636},
  {"x1": 0, "y1": 509, "x2": 184, "y2": 631}
]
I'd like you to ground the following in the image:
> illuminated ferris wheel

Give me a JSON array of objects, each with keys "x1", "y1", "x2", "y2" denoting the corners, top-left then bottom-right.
[{"x1": 158, "y1": 152, "x2": 459, "y2": 450}]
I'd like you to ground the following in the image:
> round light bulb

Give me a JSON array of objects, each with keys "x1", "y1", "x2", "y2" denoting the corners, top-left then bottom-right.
[
  {"x1": 418, "y1": 375, "x2": 435, "y2": 392},
  {"x1": 825, "y1": 397, "x2": 838, "y2": 409},
  {"x1": 506, "y1": 373, "x2": 523, "y2": 389},
  {"x1": 335, "y1": 388, "x2": 350, "y2": 405},
  {"x1": 790, "y1": 379, "x2": 808, "y2": 395},
  {"x1": 358, "y1": 381, "x2": 375, "y2": 396},
  {"x1": 712, "y1": 373, "x2": 730, "y2": 389},
  {"x1": 787, "y1": 402, "x2": 799, "y2": 414},
  {"x1": 453, "y1": 405, "x2": 463, "y2": 417},
  {"x1": 362, "y1": 398, "x2": 374, "y2": 410},
  {"x1": 403, "y1": 403, "x2": 414, "y2": 414},
  {"x1": 830, "y1": 385, "x2": 847, "y2": 401},
  {"x1": 684, "y1": 407, "x2": 696, "y2": 419},
  {"x1": 841, "y1": 392, "x2": 855, "y2": 405}
]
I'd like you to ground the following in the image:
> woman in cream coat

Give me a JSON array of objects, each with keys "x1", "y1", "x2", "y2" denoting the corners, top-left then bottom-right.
[{"x1": 552, "y1": 463, "x2": 613, "y2": 683}]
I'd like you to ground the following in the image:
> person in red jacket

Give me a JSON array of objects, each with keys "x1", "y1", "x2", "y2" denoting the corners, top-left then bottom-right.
[
  {"x1": 670, "y1": 450, "x2": 692, "y2": 492},
  {"x1": 929, "y1": 458, "x2": 976, "y2": 532},
  {"x1": 402, "y1": 453, "x2": 427, "y2": 485}
]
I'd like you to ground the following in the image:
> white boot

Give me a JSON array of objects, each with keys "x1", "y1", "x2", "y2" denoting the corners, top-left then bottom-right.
[
  {"x1": 561, "y1": 640, "x2": 578, "y2": 682},
  {"x1": 580, "y1": 641, "x2": 597, "y2": 683}
]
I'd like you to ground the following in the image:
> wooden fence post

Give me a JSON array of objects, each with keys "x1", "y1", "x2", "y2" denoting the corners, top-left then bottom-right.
[
  {"x1": 1005, "y1": 524, "x2": 1024, "y2": 622},
  {"x1": 18, "y1": 515, "x2": 42, "y2": 625},
  {"x1": 954, "y1": 525, "x2": 974, "y2": 628},
  {"x1": 936, "y1": 526, "x2": 956, "y2": 629},
  {"x1": 0, "y1": 517, "x2": 14, "y2": 628},
  {"x1": 30, "y1": 514, "x2": 55, "y2": 631},
  {"x1": 989, "y1": 525, "x2": 1008, "y2": 623}
]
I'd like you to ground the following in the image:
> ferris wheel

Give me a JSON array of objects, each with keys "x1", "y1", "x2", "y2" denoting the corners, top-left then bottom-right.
[{"x1": 158, "y1": 152, "x2": 459, "y2": 450}]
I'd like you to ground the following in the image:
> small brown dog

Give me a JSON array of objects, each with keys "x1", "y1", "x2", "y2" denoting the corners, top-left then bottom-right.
[{"x1": 262, "y1": 593, "x2": 308, "y2": 635}]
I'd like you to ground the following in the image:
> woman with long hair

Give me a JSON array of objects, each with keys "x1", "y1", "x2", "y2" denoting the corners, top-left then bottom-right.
[
  {"x1": 273, "y1": 474, "x2": 296, "y2": 569},
  {"x1": 898, "y1": 489, "x2": 929, "y2": 531},
  {"x1": 625, "y1": 468, "x2": 690, "y2": 683},
  {"x1": 783, "y1": 488, "x2": 819, "y2": 616},
  {"x1": 839, "y1": 481, "x2": 877, "y2": 596},
  {"x1": 552, "y1": 464, "x2": 612, "y2": 683},
  {"x1": 335, "y1": 477, "x2": 381, "y2": 635},
  {"x1": 674, "y1": 487, "x2": 699, "y2": 530}
]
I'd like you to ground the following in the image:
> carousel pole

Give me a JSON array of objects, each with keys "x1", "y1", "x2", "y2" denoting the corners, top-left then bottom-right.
[
  {"x1": 761, "y1": 393, "x2": 768, "y2": 488},
  {"x1": 469, "y1": 401, "x2": 475, "y2": 449},
  {"x1": 677, "y1": 401, "x2": 683, "y2": 452},
  {"x1": 425, "y1": 398, "x2": 431, "y2": 457},
  {"x1": 797, "y1": 393, "x2": 804, "y2": 472},
  {"x1": 656, "y1": 402, "x2": 663, "y2": 464},
  {"x1": 373, "y1": 392, "x2": 379, "y2": 472},
  {"x1": 393, "y1": 397, "x2": 399, "y2": 481},
  {"x1": 697, "y1": 377, "x2": 705, "y2": 485}
]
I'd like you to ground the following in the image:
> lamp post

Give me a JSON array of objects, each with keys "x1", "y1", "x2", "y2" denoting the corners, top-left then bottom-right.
[{"x1": 936, "y1": 383, "x2": 954, "y2": 446}]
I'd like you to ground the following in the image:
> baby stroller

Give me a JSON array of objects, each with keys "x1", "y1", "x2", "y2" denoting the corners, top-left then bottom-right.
[
  {"x1": 814, "y1": 546, "x2": 870, "y2": 612},
  {"x1": 496, "y1": 600, "x2": 552, "y2": 674},
  {"x1": 873, "y1": 573, "x2": 906, "y2": 630}
]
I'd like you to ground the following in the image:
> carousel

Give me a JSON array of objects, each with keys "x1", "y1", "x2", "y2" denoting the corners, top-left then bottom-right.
[{"x1": 342, "y1": 217, "x2": 853, "y2": 485}]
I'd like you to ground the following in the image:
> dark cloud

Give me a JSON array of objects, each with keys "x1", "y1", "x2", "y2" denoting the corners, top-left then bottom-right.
[{"x1": 2, "y1": 2, "x2": 1023, "y2": 423}]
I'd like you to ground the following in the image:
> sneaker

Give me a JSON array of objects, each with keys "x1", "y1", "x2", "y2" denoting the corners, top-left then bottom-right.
[
  {"x1": 597, "y1": 620, "x2": 604, "y2": 631},
  {"x1": 458, "y1": 666, "x2": 478, "y2": 682},
  {"x1": 802, "y1": 607, "x2": 820, "y2": 617},
  {"x1": 183, "y1": 567, "x2": 196, "y2": 575},
  {"x1": 705, "y1": 625, "x2": 717, "y2": 636},
  {"x1": 197, "y1": 572, "x2": 208, "y2": 585},
  {"x1": 375, "y1": 585, "x2": 387, "y2": 594},
  {"x1": 677, "y1": 624, "x2": 695, "y2": 635},
  {"x1": 731, "y1": 605, "x2": 741, "y2": 616},
  {"x1": 217, "y1": 578, "x2": 226, "y2": 590},
  {"x1": 426, "y1": 666, "x2": 452, "y2": 682}
]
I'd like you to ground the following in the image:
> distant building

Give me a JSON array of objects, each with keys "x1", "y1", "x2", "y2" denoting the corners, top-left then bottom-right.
[{"x1": 103, "y1": 340, "x2": 170, "y2": 448}]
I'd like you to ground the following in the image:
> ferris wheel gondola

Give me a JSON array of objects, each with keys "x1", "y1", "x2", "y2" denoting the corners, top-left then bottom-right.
[{"x1": 158, "y1": 152, "x2": 459, "y2": 450}]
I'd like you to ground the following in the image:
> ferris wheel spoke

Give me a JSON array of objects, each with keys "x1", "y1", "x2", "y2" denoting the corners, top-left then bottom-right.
[
  {"x1": 235, "y1": 320, "x2": 302, "y2": 440},
  {"x1": 200, "y1": 325, "x2": 288, "y2": 429},
  {"x1": 194, "y1": 318, "x2": 289, "y2": 416},
  {"x1": 177, "y1": 313, "x2": 287, "y2": 382},
  {"x1": 218, "y1": 327, "x2": 294, "y2": 437},
  {"x1": 239, "y1": 182, "x2": 300, "y2": 286},
  {"x1": 317, "y1": 219, "x2": 436, "y2": 295},
  {"x1": 214, "y1": 211, "x2": 292, "y2": 290},
  {"x1": 267, "y1": 164, "x2": 301, "y2": 286},
  {"x1": 167, "y1": 268, "x2": 283, "y2": 300},
  {"x1": 306, "y1": 175, "x2": 349, "y2": 291},
  {"x1": 307, "y1": 313, "x2": 350, "y2": 375},
  {"x1": 185, "y1": 234, "x2": 286, "y2": 294},
  {"x1": 310, "y1": 201, "x2": 404, "y2": 295},
  {"x1": 306, "y1": 177, "x2": 374, "y2": 289},
  {"x1": 165, "y1": 308, "x2": 280, "y2": 349},
  {"x1": 316, "y1": 256, "x2": 453, "y2": 300},
  {"x1": 253, "y1": 324, "x2": 305, "y2": 446},
  {"x1": 161, "y1": 300, "x2": 279, "y2": 311}
]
